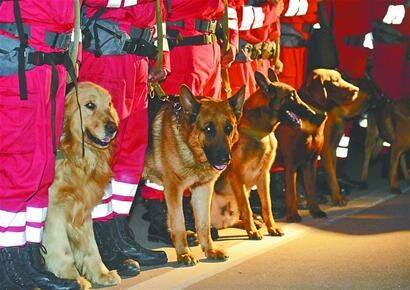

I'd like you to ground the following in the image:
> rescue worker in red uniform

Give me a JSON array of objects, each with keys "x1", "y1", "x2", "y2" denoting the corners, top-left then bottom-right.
[
  {"x1": 140, "y1": 0, "x2": 239, "y2": 245},
  {"x1": 371, "y1": 0, "x2": 409, "y2": 101},
  {"x1": 79, "y1": 0, "x2": 169, "y2": 276},
  {"x1": 0, "y1": 1, "x2": 81, "y2": 289},
  {"x1": 227, "y1": 0, "x2": 283, "y2": 100},
  {"x1": 280, "y1": 0, "x2": 319, "y2": 90}
]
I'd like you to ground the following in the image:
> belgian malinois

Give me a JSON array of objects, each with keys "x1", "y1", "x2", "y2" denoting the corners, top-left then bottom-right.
[{"x1": 143, "y1": 85, "x2": 245, "y2": 265}]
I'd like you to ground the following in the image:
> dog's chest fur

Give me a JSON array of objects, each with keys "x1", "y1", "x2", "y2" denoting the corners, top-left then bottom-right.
[{"x1": 143, "y1": 108, "x2": 218, "y2": 188}]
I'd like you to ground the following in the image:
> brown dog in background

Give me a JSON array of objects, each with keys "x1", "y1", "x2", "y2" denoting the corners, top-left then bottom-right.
[
  {"x1": 143, "y1": 85, "x2": 245, "y2": 266},
  {"x1": 211, "y1": 69, "x2": 323, "y2": 238},
  {"x1": 43, "y1": 83, "x2": 123, "y2": 289},
  {"x1": 361, "y1": 98, "x2": 410, "y2": 194},
  {"x1": 276, "y1": 69, "x2": 361, "y2": 222}
]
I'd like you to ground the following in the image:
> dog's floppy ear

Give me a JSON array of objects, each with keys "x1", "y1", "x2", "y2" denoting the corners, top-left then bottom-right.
[
  {"x1": 179, "y1": 84, "x2": 201, "y2": 122},
  {"x1": 228, "y1": 86, "x2": 246, "y2": 120},
  {"x1": 268, "y1": 68, "x2": 279, "y2": 83},
  {"x1": 255, "y1": 71, "x2": 270, "y2": 95}
]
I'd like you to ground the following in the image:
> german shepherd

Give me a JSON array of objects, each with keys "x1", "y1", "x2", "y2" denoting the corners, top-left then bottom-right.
[
  {"x1": 361, "y1": 98, "x2": 410, "y2": 194},
  {"x1": 211, "y1": 69, "x2": 323, "y2": 238},
  {"x1": 143, "y1": 85, "x2": 245, "y2": 266},
  {"x1": 43, "y1": 83, "x2": 122, "y2": 289},
  {"x1": 276, "y1": 69, "x2": 361, "y2": 222}
]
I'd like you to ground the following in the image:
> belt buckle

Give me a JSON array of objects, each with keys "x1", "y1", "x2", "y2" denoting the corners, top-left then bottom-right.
[
  {"x1": 204, "y1": 34, "x2": 215, "y2": 44},
  {"x1": 32, "y1": 52, "x2": 46, "y2": 66}
]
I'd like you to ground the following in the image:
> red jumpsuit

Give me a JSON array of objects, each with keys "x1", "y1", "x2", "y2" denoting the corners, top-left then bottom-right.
[
  {"x1": 228, "y1": 0, "x2": 281, "y2": 99},
  {"x1": 0, "y1": 1, "x2": 74, "y2": 247},
  {"x1": 141, "y1": 0, "x2": 238, "y2": 200},
  {"x1": 79, "y1": 0, "x2": 169, "y2": 221},
  {"x1": 371, "y1": 0, "x2": 409, "y2": 101},
  {"x1": 280, "y1": 0, "x2": 318, "y2": 90}
]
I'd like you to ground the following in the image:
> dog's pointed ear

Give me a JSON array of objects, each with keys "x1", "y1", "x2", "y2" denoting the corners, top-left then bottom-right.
[
  {"x1": 268, "y1": 68, "x2": 279, "y2": 82},
  {"x1": 228, "y1": 86, "x2": 246, "y2": 120},
  {"x1": 255, "y1": 71, "x2": 270, "y2": 95},
  {"x1": 179, "y1": 84, "x2": 201, "y2": 122}
]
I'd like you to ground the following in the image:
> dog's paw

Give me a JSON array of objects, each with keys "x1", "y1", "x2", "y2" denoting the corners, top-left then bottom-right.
[
  {"x1": 267, "y1": 226, "x2": 284, "y2": 236},
  {"x1": 391, "y1": 187, "x2": 402, "y2": 195},
  {"x1": 332, "y1": 196, "x2": 348, "y2": 206},
  {"x1": 286, "y1": 213, "x2": 302, "y2": 223},
  {"x1": 205, "y1": 248, "x2": 229, "y2": 261},
  {"x1": 247, "y1": 230, "x2": 263, "y2": 240},
  {"x1": 96, "y1": 270, "x2": 121, "y2": 286},
  {"x1": 310, "y1": 209, "x2": 328, "y2": 219},
  {"x1": 253, "y1": 219, "x2": 264, "y2": 229},
  {"x1": 77, "y1": 276, "x2": 92, "y2": 290},
  {"x1": 177, "y1": 252, "x2": 198, "y2": 266}
]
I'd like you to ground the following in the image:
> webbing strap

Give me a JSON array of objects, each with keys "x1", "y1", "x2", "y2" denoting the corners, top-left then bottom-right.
[
  {"x1": 155, "y1": 0, "x2": 163, "y2": 71},
  {"x1": 222, "y1": 0, "x2": 232, "y2": 98},
  {"x1": 13, "y1": 0, "x2": 28, "y2": 100}
]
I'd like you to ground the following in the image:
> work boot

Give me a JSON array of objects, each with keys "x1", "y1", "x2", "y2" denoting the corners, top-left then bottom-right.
[
  {"x1": 93, "y1": 221, "x2": 140, "y2": 278},
  {"x1": 111, "y1": 216, "x2": 168, "y2": 266},
  {"x1": 0, "y1": 246, "x2": 39, "y2": 290},
  {"x1": 146, "y1": 199, "x2": 198, "y2": 246},
  {"x1": 21, "y1": 243, "x2": 80, "y2": 290}
]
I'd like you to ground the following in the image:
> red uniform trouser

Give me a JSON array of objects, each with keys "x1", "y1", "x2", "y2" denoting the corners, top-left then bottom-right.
[
  {"x1": 0, "y1": 66, "x2": 67, "y2": 247},
  {"x1": 79, "y1": 51, "x2": 149, "y2": 221},
  {"x1": 227, "y1": 60, "x2": 257, "y2": 99},
  {"x1": 141, "y1": 42, "x2": 222, "y2": 200},
  {"x1": 372, "y1": 42, "x2": 409, "y2": 101},
  {"x1": 280, "y1": 46, "x2": 308, "y2": 90},
  {"x1": 161, "y1": 42, "x2": 222, "y2": 98}
]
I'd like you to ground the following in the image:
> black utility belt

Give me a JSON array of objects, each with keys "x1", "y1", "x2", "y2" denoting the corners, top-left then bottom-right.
[
  {"x1": 167, "y1": 19, "x2": 220, "y2": 34},
  {"x1": 168, "y1": 32, "x2": 218, "y2": 49},
  {"x1": 0, "y1": 22, "x2": 72, "y2": 50}
]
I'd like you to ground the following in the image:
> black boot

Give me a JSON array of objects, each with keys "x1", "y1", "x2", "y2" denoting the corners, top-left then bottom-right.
[
  {"x1": 20, "y1": 243, "x2": 79, "y2": 290},
  {"x1": 93, "y1": 221, "x2": 140, "y2": 278},
  {"x1": 111, "y1": 216, "x2": 168, "y2": 266},
  {"x1": 0, "y1": 246, "x2": 38, "y2": 290},
  {"x1": 146, "y1": 199, "x2": 198, "y2": 246}
]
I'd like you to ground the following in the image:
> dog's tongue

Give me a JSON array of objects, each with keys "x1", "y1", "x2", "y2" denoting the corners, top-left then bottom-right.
[{"x1": 213, "y1": 164, "x2": 227, "y2": 171}]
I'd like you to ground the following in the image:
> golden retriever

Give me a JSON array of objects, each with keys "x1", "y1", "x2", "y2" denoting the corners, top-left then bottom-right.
[{"x1": 42, "y1": 82, "x2": 121, "y2": 289}]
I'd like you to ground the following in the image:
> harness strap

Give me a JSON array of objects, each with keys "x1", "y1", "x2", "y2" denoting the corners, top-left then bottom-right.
[
  {"x1": 13, "y1": 0, "x2": 28, "y2": 100},
  {"x1": 167, "y1": 19, "x2": 218, "y2": 34}
]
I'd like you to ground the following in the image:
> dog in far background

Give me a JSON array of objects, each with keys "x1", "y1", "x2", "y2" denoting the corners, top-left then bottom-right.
[
  {"x1": 275, "y1": 69, "x2": 362, "y2": 222},
  {"x1": 361, "y1": 98, "x2": 410, "y2": 194},
  {"x1": 43, "y1": 82, "x2": 123, "y2": 289}
]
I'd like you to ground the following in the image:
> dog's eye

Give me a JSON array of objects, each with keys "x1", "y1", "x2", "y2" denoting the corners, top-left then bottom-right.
[
  {"x1": 224, "y1": 123, "x2": 233, "y2": 135},
  {"x1": 204, "y1": 123, "x2": 216, "y2": 137},
  {"x1": 85, "y1": 102, "x2": 96, "y2": 110}
]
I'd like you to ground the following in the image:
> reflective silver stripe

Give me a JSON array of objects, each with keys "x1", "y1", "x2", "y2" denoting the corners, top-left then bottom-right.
[
  {"x1": 284, "y1": 0, "x2": 309, "y2": 17},
  {"x1": 124, "y1": 0, "x2": 138, "y2": 7},
  {"x1": 383, "y1": 5, "x2": 405, "y2": 25},
  {"x1": 239, "y1": 6, "x2": 254, "y2": 30},
  {"x1": 107, "y1": 0, "x2": 121, "y2": 8},
  {"x1": 228, "y1": 7, "x2": 239, "y2": 30},
  {"x1": 363, "y1": 32, "x2": 374, "y2": 49},
  {"x1": 252, "y1": 6, "x2": 265, "y2": 29}
]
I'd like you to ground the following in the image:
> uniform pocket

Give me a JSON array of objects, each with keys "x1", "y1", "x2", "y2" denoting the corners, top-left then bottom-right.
[{"x1": 0, "y1": 99, "x2": 36, "y2": 154}]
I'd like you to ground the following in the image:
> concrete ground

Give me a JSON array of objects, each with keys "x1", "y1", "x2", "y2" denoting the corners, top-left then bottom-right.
[
  {"x1": 111, "y1": 155, "x2": 410, "y2": 290},
  {"x1": 117, "y1": 187, "x2": 410, "y2": 290}
]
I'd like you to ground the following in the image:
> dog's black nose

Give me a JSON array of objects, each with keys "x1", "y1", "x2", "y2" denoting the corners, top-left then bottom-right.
[
  {"x1": 105, "y1": 121, "x2": 117, "y2": 135},
  {"x1": 218, "y1": 151, "x2": 231, "y2": 165}
]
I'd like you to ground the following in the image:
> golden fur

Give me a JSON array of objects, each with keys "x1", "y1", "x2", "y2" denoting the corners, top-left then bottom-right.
[
  {"x1": 143, "y1": 85, "x2": 245, "y2": 266},
  {"x1": 42, "y1": 82, "x2": 120, "y2": 289}
]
